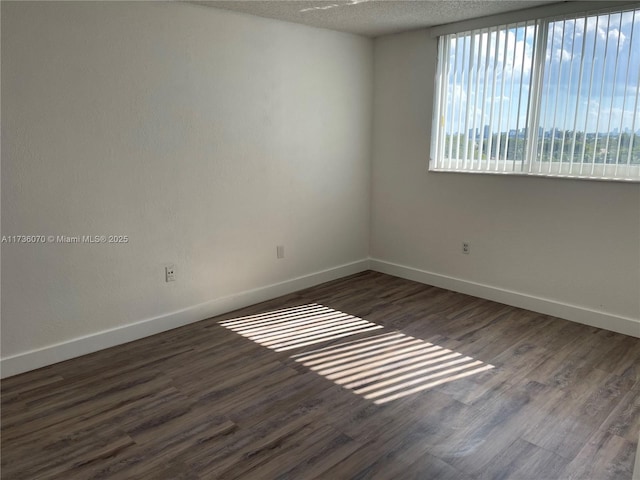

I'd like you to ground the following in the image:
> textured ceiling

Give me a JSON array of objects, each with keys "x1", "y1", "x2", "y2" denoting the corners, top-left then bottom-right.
[{"x1": 195, "y1": 0, "x2": 562, "y2": 37}]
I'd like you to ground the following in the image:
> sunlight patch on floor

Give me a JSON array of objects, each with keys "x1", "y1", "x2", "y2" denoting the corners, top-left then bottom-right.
[
  {"x1": 219, "y1": 304, "x2": 383, "y2": 352},
  {"x1": 220, "y1": 304, "x2": 493, "y2": 403},
  {"x1": 292, "y1": 331, "x2": 494, "y2": 404}
]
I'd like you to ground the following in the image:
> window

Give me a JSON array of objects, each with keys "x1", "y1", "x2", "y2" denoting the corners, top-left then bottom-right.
[{"x1": 430, "y1": 6, "x2": 640, "y2": 182}]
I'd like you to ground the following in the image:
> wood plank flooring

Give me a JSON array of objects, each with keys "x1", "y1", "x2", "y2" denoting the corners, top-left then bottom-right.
[{"x1": 2, "y1": 271, "x2": 639, "y2": 479}]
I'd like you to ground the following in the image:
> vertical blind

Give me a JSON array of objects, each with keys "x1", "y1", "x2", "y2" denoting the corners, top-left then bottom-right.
[{"x1": 430, "y1": 6, "x2": 640, "y2": 182}]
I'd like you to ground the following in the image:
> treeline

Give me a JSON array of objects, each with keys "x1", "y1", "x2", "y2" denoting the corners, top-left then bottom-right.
[{"x1": 444, "y1": 132, "x2": 640, "y2": 163}]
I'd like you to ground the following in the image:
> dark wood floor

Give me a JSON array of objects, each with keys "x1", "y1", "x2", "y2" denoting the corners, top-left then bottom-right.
[{"x1": 2, "y1": 271, "x2": 639, "y2": 479}]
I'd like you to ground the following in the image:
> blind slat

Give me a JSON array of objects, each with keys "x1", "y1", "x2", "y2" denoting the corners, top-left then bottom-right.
[
  {"x1": 614, "y1": 11, "x2": 635, "y2": 176},
  {"x1": 537, "y1": 20, "x2": 556, "y2": 173},
  {"x1": 486, "y1": 29, "x2": 500, "y2": 167},
  {"x1": 447, "y1": 34, "x2": 458, "y2": 169},
  {"x1": 495, "y1": 25, "x2": 510, "y2": 170},
  {"x1": 578, "y1": 14, "x2": 600, "y2": 175},
  {"x1": 626, "y1": 71, "x2": 640, "y2": 167},
  {"x1": 603, "y1": 13, "x2": 624, "y2": 170},
  {"x1": 477, "y1": 27, "x2": 493, "y2": 170},
  {"x1": 469, "y1": 32, "x2": 480, "y2": 169},
  {"x1": 559, "y1": 18, "x2": 578, "y2": 166},
  {"x1": 590, "y1": 14, "x2": 612, "y2": 176},
  {"x1": 548, "y1": 20, "x2": 566, "y2": 173},
  {"x1": 569, "y1": 16, "x2": 588, "y2": 173},
  {"x1": 463, "y1": 33, "x2": 476, "y2": 168},
  {"x1": 503, "y1": 24, "x2": 519, "y2": 171}
]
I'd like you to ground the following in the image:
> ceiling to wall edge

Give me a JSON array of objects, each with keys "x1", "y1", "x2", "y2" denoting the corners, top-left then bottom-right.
[
  {"x1": 190, "y1": 1, "x2": 640, "y2": 38},
  {"x1": 189, "y1": 0, "x2": 567, "y2": 38}
]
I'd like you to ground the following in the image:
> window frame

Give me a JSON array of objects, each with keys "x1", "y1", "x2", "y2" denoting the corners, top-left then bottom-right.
[{"x1": 429, "y1": 4, "x2": 640, "y2": 183}]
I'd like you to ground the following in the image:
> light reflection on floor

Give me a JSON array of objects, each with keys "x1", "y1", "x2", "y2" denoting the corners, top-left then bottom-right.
[{"x1": 220, "y1": 303, "x2": 493, "y2": 404}]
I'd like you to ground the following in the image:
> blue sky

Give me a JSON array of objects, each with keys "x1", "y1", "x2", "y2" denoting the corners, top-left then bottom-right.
[{"x1": 444, "y1": 8, "x2": 640, "y2": 136}]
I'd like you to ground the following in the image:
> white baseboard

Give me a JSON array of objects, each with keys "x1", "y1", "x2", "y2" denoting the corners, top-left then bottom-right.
[
  {"x1": 4, "y1": 257, "x2": 637, "y2": 378},
  {"x1": 0, "y1": 259, "x2": 371, "y2": 378},
  {"x1": 370, "y1": 258, "x2": 640, "y2": 339}
]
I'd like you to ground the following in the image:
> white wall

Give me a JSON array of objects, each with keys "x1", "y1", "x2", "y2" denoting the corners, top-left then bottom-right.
[
  {"x1": 1, "y1": 2, "x2": 373, "y2": 370},
  {"x1": 3, "y1": 3, "x2": 638, "y2": 377},
  {"x1": 371, "y1": 30, "x2": 640, "y2": 333}
]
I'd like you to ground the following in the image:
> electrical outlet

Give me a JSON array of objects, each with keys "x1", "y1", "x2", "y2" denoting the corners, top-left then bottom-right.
[
  {"x1": 165, "y1": 264, "x2": 176, "y2": 282},
  {"x1": 276, "y1": 245, "x2": 285, "y2": 259},
  {"x1": 462, "y1": 242, "x2": 470, "y2": 254}
]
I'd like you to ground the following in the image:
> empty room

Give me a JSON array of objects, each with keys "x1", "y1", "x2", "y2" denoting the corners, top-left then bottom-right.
[{"x1": 2, "y1": 0, "x2": 639, "y2": 478}]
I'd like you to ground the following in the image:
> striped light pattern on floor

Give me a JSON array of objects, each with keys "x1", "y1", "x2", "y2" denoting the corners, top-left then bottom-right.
[
  {"x1": 292, "y1": 331, "x2": 494, "y2": 404},
  {"x1": 218, "y1": 304, "x2": 383, "y2": 352},
  {"x1": 220, "y1": 304, "x2": 493, "y2": 404}
]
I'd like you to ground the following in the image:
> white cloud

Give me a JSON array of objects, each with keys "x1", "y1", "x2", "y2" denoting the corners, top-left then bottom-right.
[{"x1": 607, "y1": 28, "x2": 627, "y2": 47}]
